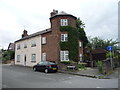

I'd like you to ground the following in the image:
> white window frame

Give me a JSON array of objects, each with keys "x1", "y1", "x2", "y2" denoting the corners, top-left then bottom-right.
[
  {"x1": 60, "y1": 51, "x2": 69, "y2": 61},
  {"x1": 17, "y1": 44, "x2": 20, "y2": 50},
  {"x1": 80, "y1": 54, "x2": 83, "y2": 62},
  {"x1": 79, "y1": 41, "x2": 82, "y2": 48},
  {"x1": 42, "y1": 53, "x2": 46, "y2": 61},
  {"x1": 61, "y1": 34, "x2": 68, "y2": 42},
  {"x1": 24, "y1": 42, "x2": 27, "y2": 48},
  {"x1": 60, "y1": 19, "x2": 68, "y2": 26},
  {"x1": 31, "y1": 54, "x2": 36, "y2": 62},
  {"x1": 42, "y1": 37, "x2": 46, "y2": 44},
  {"x1": 17, "y1": 55, "x2": 20, "y2": 62}
]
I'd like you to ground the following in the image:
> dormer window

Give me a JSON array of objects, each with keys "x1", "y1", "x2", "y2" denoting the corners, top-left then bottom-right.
[{"x1": 60, "y1": 19, "x2": 68, "y2": 26}]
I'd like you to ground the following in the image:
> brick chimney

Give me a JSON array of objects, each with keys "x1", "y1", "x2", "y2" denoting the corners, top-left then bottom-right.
[
  {"x1": 22, "y1": 30, "x2": 28, "y2": 38},
  {"x1": 50, "y1": 9, "x2": 58, "y2": 17}
]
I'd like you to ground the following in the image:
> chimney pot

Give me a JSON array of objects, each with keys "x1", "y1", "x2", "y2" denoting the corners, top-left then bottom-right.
[
  {"x1": 50, "y1": 9, "x2": 58, "y2": 17},
  {"x1": 22, "y1": 29, "x2": 28, "y2": 38}
]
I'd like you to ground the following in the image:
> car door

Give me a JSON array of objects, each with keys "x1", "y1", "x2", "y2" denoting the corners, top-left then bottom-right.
[
  {"x1": 38, "y1": 62, "x2": 47, "y2": 72},
  {"x1": 37, "y1": 62, "x2": 44, "y2": 71},
  {"x1": 40, "y1": 62, "x2": 47, "y2": 71}
]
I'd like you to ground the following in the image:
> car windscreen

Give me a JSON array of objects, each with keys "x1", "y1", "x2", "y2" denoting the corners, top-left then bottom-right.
[
  {"x1": 48, "y1": 62, "x2": 55, "y2": 64},
  {"x1": 37, "y1": 61, "x2": 55, "y2": 65},
  {"x1": 38, "y1": 62, "x2": 44, "y2": 65}
]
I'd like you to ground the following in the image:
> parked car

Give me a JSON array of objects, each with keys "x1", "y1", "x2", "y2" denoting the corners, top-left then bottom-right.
[{"x1": 33, "y1": 61, "x2": 58, "y2": 73}]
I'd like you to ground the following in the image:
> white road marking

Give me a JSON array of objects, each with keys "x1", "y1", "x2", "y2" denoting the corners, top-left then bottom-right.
[
  {"x1": 68, "y1": 77, "x2": 72, "y2": 79},
  {"x1": 96, "y1": 86, "x2": 102, "y2": 88}
]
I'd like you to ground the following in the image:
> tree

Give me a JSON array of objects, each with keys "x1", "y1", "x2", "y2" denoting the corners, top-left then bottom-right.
[
  {"x1": 87, "y1": 36, "x2": 119, "y2": 50},
  {"x1": 76, "y1": 18, "x2": 88, "y2": 48},
  {"x1": 2, "y1": 50, "x2": 15, "y2": 61}
]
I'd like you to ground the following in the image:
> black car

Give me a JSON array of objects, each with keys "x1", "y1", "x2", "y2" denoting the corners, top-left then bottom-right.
[{"x1": 33, "y1": 61, "x2": 58, "y2": 73}]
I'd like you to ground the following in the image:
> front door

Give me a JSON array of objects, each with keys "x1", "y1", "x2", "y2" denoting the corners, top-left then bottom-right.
[{"x1": 24, "y1": 55, "x2": 26, "y2": 66}]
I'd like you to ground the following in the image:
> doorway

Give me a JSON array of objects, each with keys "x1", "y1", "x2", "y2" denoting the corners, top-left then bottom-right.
[{"x1": 24, "y1": 55, "x2": 26, "y2": 66}]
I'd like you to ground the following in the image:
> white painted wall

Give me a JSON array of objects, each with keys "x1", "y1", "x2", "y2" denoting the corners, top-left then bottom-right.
[{"x1": 15, "y1": 35, "x2": 41, "y2": 66}]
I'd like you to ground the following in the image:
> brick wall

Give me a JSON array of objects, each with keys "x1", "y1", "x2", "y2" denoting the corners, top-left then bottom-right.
[{"x1": 42, "y1": 15, "x2": 82, "y2": 63}]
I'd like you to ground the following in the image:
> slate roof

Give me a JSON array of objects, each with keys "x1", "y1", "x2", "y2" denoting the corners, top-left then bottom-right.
[
  {"x1": 91, "y1": 49, "x2": 107, "y2": 54},
  {"x1": 15, "y1": 28, "x2": 51, "y2": 42},
  {"x1": 50, "y1": 11, "x2": 77, "y2": 19},
  {"x1": 8, "y1": 43, "x2": 15, "y2": 51}
]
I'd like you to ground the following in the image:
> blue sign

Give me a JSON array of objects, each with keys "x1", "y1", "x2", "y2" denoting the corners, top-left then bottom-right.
[{"x1": 107, "y1": 46, "x2": 113, "y2": 51}]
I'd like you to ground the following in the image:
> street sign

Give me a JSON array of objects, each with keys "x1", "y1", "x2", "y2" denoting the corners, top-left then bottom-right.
[{"x1": 107, "y1": 46, "x2": 113, "y2": 51}]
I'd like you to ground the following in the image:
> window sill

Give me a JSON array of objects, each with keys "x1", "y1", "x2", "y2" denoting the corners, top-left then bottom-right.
[
  {"x1": 16, "y1": 61, "x2": 20, "y2": 62},
  {"x1": 31, "y1": 46, "x2": 36, "y2": 47},
  {"x1": 61, "y1": 41, "x2": 68, "y2": 42},
  {"x1": 31, "y1": 61, "x2": 36, "y2": 63}
]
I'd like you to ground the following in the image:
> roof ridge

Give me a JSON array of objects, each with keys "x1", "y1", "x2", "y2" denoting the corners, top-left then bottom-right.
[{"x1": 15, "y1": 28, "x2": 51, "y2": 42}]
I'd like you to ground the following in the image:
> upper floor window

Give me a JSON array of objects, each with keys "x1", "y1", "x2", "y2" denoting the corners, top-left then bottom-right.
[
  {"x1": 17, "y1": 44, "x2": 20, "y2": 50},
  {"x1": 31, "y1": 40, "x2": 36, "y2": 47},
  {"x1": 61, "y1": 34, "x2": 68, "y2": 42},
  {"x1": 24, "y1": 42, "x2": 27, "y2": 48},
  {"x1": 60, "y1": 19, "x2": 68, "y2": 26},
  {"x1": 42, "y1": 37, "x2": 46, "y2": 45}
]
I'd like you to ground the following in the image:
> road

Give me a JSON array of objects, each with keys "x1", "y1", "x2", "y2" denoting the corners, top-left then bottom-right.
[
  {"x1": 2, "y1": 64, "x2": 118, "y2": 88},
  {"x1": 0, "y1": 64, "x2": 2, "y2": 90}
]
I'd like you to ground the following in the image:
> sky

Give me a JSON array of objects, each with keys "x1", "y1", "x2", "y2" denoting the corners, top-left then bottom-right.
[{"x1": 0, "y1": 0, "x2": 119, "y2": 49}]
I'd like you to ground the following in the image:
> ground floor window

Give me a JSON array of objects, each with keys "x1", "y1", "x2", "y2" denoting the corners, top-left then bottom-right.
[
  {"x1": 17, "y1": 55, "x2": 20, "y2": 62},
  {"x1": 60, "y1": 51, "x2": 69, "y2": 61},
  {"x1": 31, "y1": 54, "x2": 36, "y2": 62},
  {"x1": 42, "y1": 53, "x2": 46, "y2": 61},
  {"x1": 80, "y1": 54, "x2": 83, "y2": 62}
]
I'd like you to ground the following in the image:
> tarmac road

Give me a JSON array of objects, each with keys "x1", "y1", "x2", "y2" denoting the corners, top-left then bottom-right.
[{"x1": 2, "y1": 64, "x2": 118, "y2": 88}]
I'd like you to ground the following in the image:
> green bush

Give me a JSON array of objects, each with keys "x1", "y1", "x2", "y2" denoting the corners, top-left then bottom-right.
[
  {"x1": 106, "y1": 52, "x2": 114, "y2": 58},
  {"x1": 78, "y1": 63, "x2": 85, "y2": 69},
  {"x1": 97, "y1": 60, "x2": 103, "y2": 73},
  {"x1": 60, "y1": 61, "x2": 71, "y2": 65}
]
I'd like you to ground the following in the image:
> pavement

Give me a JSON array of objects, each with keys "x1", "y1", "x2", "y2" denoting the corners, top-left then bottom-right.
[{"x1": 58, "y1": 67, "x2": 119, "y2": 79}]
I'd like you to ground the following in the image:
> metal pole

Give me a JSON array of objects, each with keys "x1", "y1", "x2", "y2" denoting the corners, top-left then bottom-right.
[{"x1": 110, "y1": 50, "x2": 113, "y2": 69}]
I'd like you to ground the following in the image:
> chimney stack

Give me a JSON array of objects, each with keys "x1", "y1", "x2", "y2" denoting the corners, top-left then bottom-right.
[
  {"x1": 22, "y1": 30, "x2": 28, "y2": 38},
  {"x1": 50, "y1": 9, "x2": 58, "y2": 17}
]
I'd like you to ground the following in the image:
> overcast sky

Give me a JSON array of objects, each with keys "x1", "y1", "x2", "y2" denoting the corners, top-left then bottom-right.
[{"x1": 0, "y1": 0, "x2": 119, "y2": 49}]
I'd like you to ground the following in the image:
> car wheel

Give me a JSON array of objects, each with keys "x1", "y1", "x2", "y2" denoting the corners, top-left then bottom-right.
[
  {"x1": 45, "y1": 69, "x2": 48, "y2": 73},
  {"x1": 33, "y1": 67, "x2": 37, "y2": 71},
  {"x1": 54, "y1": 70, "x2": 57, "y2": 73}
]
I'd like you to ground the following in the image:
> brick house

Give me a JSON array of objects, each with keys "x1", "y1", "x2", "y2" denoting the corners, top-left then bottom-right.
[{"x1": 15, "y1": 10, "x2": 83, "y2": 66}]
